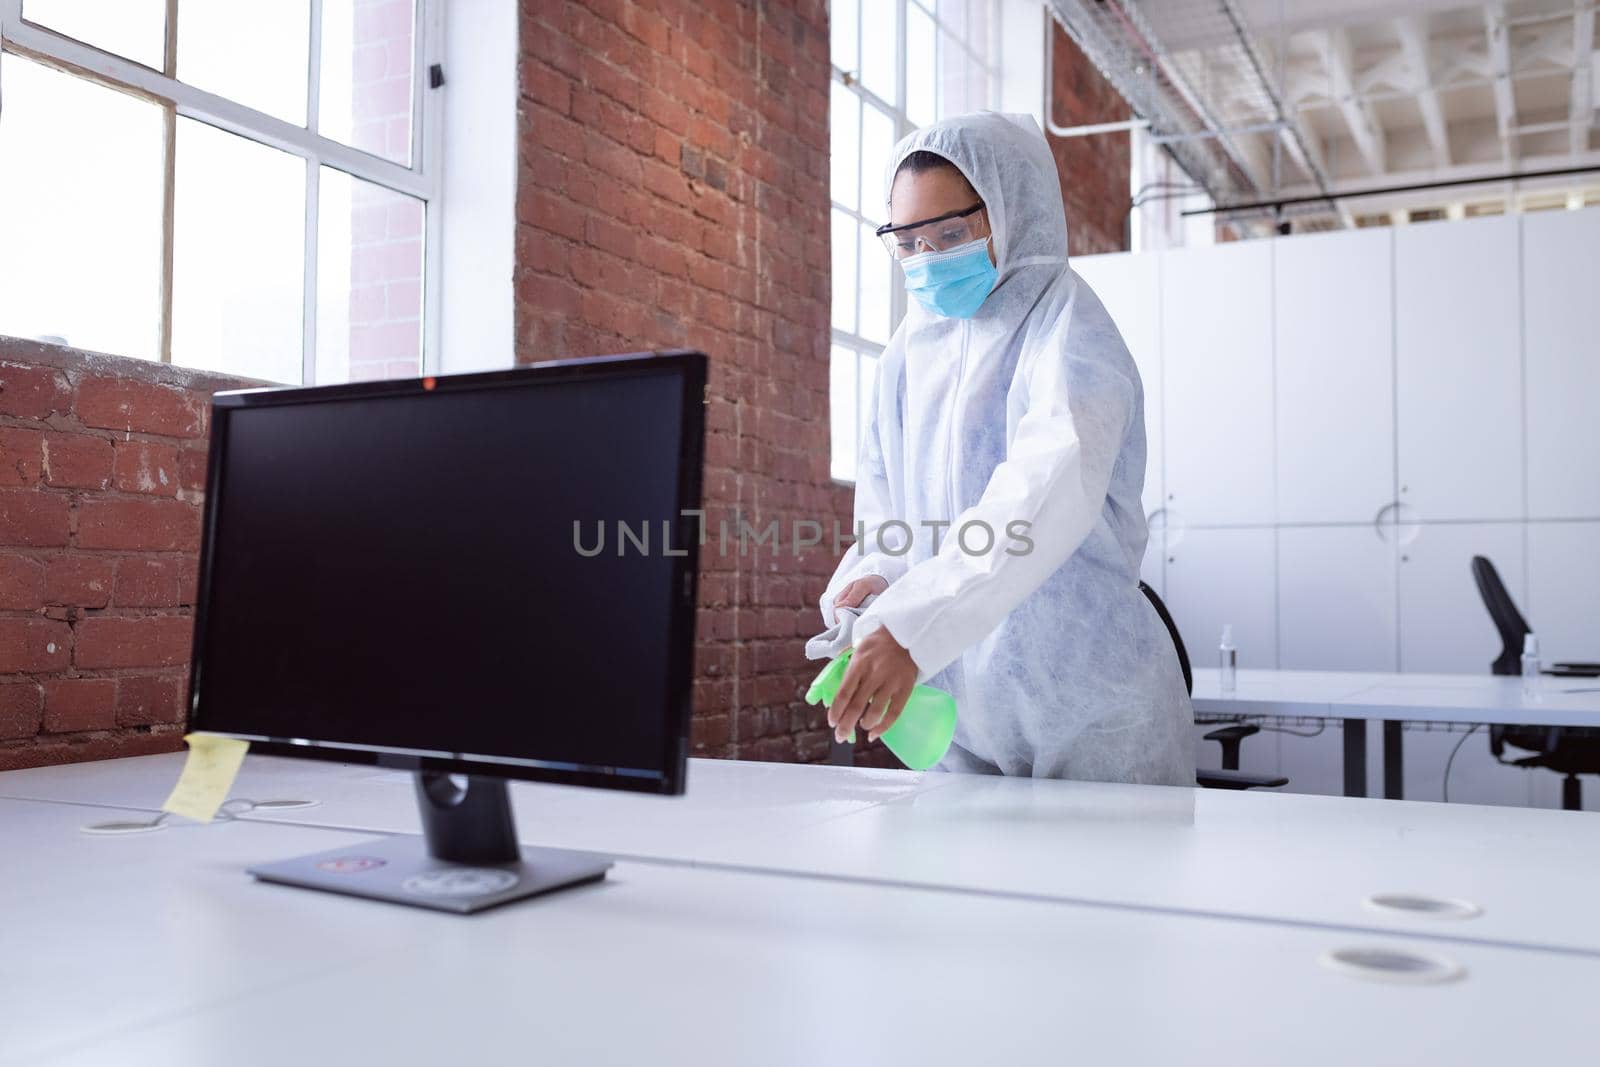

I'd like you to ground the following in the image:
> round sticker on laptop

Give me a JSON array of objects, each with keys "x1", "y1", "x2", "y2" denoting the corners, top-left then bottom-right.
[
  {"x1": 402, "y1": 869, "x2": 520, "y2": 898},
  {"x1": 316, "y1": 856, "x2": 387, "y2": 874}
]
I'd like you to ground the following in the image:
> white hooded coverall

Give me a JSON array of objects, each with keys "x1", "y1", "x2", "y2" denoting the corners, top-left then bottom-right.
[{"x1": 820, "y1": 112, "x2": 1195, "y2": 786}]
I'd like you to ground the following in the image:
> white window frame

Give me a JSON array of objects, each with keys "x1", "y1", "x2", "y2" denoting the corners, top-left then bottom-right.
[
  {"x1": 830, "y1": 0, "x2": 1002, "y2": 483},
  {"x1": 0, "y1": 0, "x2": 445, "y2": 381}
]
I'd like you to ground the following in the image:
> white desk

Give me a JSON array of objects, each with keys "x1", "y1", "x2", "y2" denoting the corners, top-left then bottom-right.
[
  {"x1": 0, "y1": 753, "x2": 935, "y2": 862},
  {"x1": 1192, "y1": 668, "x2": 1600, "y2": 798},
  {"x1": 8, "y1": 754, "x2": 1600, "y2": 957},
  {"x1": 5, "y1": 796, "x2": 1599, "y2": 1067},
  {"x1": 1191, "y1": 669, "x2": 1385, "y2": 716},
  {"x1": 691, "y1": 771, "x2": 1600, "y2": 956}
]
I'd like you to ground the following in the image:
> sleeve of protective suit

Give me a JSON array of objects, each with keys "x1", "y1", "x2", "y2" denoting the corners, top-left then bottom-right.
[
  {"x1": 852, "y1": 318, "x2": 1135, "y2": 679},
  {"x1": 818, "y1": 365, "x2": 912, "y2": 628}
]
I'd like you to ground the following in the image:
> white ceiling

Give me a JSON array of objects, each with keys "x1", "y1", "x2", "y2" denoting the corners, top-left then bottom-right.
[
  {"x1": 1058, "y1": 0, "x2": 1600, "y2": 222},
  {"x1": 1150, "y1": 0, "x2": 1489, "y2": 47}
]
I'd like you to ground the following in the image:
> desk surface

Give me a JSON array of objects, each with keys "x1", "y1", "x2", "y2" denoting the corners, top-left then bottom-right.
[
  {"x1": 5, "y1": 796, "x2": 1598, "y2": 1067},
  {"x1": 0, "y1": 753, "x2": 933, "y2": 860},
  {"x1": 7, "y1": 753, "x2": 1600, "y2": 957},
  {"x1": 1192, "y1": 668, "x2": 1600, "y2": 725},
  {"x1": 690, "y1": 770, "x2": 1600, "y2": 955}
]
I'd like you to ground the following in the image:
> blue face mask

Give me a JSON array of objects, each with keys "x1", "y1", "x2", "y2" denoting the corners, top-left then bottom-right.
[{"x1": 901, "y1": 238, "x2": 997, "y2": 319}]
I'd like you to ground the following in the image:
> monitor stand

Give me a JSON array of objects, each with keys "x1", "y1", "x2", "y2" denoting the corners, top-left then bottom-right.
[{"x1": 248, "y1": 772, "x2": 612, "y2": 914}]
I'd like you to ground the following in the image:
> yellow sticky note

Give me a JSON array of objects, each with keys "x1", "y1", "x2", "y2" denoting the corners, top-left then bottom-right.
[{"x1": 161, "y1": 733, "x2": 250, "y2": 822}]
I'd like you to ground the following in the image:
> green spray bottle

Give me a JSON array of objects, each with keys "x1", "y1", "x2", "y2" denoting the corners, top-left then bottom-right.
[{"x1": 804, "y1": 648, "x2": 957, "y2": 771}]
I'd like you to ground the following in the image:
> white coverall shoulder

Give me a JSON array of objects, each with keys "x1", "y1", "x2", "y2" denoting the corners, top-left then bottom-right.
[{"x1": 819, "y1": 111, "x2": 1194, "y2": 785}]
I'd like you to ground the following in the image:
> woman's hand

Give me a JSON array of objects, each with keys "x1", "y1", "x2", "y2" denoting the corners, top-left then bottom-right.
[
  {"x1": 830, "y1": 627, "x2": 919, "y2": 744},
  {"x1": 832, "y1": 574, "x2": 888, "y2": 613}
]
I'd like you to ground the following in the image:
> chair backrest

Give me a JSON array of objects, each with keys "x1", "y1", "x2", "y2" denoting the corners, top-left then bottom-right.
[
  {"x1": 1139, "y1": 581, "x2": 1192, "y2": 696},
  {"x1": 1471, "y1": 555, "x2": 1530, "y2": 676}
]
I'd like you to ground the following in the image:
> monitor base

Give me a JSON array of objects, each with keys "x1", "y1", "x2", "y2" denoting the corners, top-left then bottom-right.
[
  {"x1": 249, "y1": 834, "x2": 611, "y2": 914},
  {"x1": 249, "y1": 771, "x2": 609, "y2": 913}
]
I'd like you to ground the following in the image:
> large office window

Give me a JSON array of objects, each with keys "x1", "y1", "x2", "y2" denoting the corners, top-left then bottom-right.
[
  {"x1": 829, "y1": 0, "x2": 999, "y2": 482},
  {"x1": 0, "y1": 1, "x2": 442, "y2": 385}
]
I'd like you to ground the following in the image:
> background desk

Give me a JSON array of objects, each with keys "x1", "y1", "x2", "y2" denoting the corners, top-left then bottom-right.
[
  {"x1": 4, "y1": 795, "x2": 1599, "y2": 1067},
  {"x1": 8, "y1": 754, "x2": 1600, "y2": 957},
  {"x1": 1191, "y1": 668, "x2": 1600, "y2": 798}
]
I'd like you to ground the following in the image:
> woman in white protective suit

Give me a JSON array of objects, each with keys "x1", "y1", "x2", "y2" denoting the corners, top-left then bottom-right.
[{"x1": 820, "y1": 112, "x2": 1194, "y2": 786}]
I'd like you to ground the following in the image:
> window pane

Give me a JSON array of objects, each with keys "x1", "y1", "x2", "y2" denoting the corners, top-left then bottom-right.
[
  {"x1": 829, "y1": 0, "x2": 858, "y2": 76},
  {"x1": 177, "y1": 0, "x2": 311, "y2": 124},
  {"x1": 858, "y1": 220, "x2": 892, "y2": 345},
  {"x1": 937, "y1": 31, "x2": 967, "y2": 118},
  {"x1": 22, "y1": 0, "x2": 166, "y2": 68},
  {"x1": 856, "y1": 352, "x2": 878, "y2": 453},
  {"x1": 937, "y1": 0, "x2": 967, "y2": 36},
  {"x1": 0, "y1": 57, "x2": 162, "y2": 359},
  {"x1": 317, "y1": 168, "x2": 425, "y2": 383},
  {"x1": 830, "y1": 210, "x2": 857, "y2": 335},
  {"x1": 969, "y1": 55, "x2": 989, "y2": 110},
  {"x1": 859, "y1": 101, "x2": 896, "y2": 225},
  {"x1": 968, "y1": 0, "x2": 991, "y2": 64},
  {"x1": 829, "y1": 80, "x2": 860, "y2": 212},
  {"x1": 906, "y1": 4, "x2": 936, "y2": 129},
  {"x1": 172, "y1": 119, "x2": 306, "y2": 383},
  {"x1": 829, "y1": 346, "x2": 858, "y2": 482},
  {"x1": 858, "y1": 0, "x2": 896, "y2": 105},
  {"x1": 319, "y1": 0, "x2": 415, "y2": 165}
]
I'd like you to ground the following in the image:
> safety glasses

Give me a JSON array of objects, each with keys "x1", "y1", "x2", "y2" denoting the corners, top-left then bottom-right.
[{"x1": 875, "y1": 203, "x2": 988, "y2": 260}]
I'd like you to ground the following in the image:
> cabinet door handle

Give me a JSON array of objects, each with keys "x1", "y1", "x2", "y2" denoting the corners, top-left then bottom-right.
[{"x1": 1375, "y1": 502, "x2": 1420, "y2": 546}]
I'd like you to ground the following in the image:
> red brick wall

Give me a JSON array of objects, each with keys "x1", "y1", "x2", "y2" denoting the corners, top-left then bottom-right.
[
  {"x1": 0, "y1": 339, "x2": 255, "y2": 771},
  {"x1": 1047, "y1": 23, "x2": 1130, "y2": 257},
  {"x1": 348, "y1": 0, "x2": 424, "y2": 383},
  {"x1": 347, "y1": 186, "x2": 425, "y2": 382},
  {"x1": 350, "y1": 0, "x2": 417, "y2": 163},
  {"x1": 514, "y1": 0, "x2": 854, "y2": 764}
]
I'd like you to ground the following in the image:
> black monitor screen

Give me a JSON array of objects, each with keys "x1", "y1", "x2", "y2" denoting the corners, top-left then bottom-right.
[{"x1": 189, "y1": 353, "x2": 704, "y2": 794}]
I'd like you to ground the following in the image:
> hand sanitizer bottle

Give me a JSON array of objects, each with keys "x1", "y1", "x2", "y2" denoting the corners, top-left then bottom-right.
[
  {"x1": 1522, "y1": 633, "x2": 1541, "y2": 699},
  {"x1": 1219, "y1": 624, "x2": 1237, "y2": 696}
]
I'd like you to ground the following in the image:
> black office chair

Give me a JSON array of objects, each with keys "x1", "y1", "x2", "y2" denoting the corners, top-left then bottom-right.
[
  {"x1": 1473, "y1": 555, "x2": 1532, "y2": 677},
  {"x1": 1471, "y1": 555, "x2": 1600, "y2": 811},
  {"x1": 1139, "y1": 581, "x2": 1287, "y2": 791}
]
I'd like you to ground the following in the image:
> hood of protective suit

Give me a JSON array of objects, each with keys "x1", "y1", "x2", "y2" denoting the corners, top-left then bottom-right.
[
  {"x1": 882, "y1": 111, "x2": 1069, "y2": 284},
  {"x1": 820, "y1": 112, "x2": 1194, "y2": 786}
]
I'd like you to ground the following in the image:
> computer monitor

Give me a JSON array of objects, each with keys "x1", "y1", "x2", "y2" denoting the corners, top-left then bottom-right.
[{"x1": 188, "y1": 351, "x2": 706, "y2": 912}]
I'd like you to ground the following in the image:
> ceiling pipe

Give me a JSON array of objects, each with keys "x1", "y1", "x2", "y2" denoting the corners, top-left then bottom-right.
[{"x1": 1042, "y1": 0, "x2": 1246, "y2": 201}]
